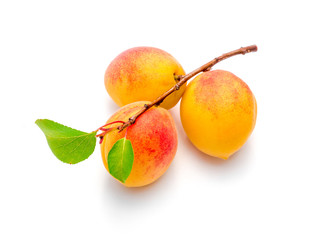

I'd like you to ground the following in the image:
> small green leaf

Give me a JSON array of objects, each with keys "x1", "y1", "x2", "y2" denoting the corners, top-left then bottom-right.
[
  {"x1": 107, "y1": 138, "x2": 134, "y2": 183},
  {"x1": 35, "y1": 119, "x2": 97, "y2": 164}
]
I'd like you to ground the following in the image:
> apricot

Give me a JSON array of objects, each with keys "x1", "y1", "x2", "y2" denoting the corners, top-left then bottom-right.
[
  {"x1": 104, "y1": 47, "x2": 186, "y2": 109},
  {"x1": 180, "y1": 70, "x2": 257, "y2": 159},
  {"x1": 101, "y1": 101, "x2": 178, "y2": 187}
]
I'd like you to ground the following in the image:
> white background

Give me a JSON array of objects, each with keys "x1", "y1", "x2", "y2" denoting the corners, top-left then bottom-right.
[{"x1": 1, "y1": 0, "x2": 324, "y2": 239}]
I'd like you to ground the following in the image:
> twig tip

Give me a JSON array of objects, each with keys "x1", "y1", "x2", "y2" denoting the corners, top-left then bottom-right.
[{"x1": 248, "y1": 45, "x2": 258, "y2": 52}]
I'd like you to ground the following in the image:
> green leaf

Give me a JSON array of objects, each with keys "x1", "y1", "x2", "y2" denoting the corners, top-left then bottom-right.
[
  {"x1": 35, "y1": 119, "x2": 97, "y2": 164},
  {"x1": 107, "y1": 138, "x2": 134, "y2": 183}
]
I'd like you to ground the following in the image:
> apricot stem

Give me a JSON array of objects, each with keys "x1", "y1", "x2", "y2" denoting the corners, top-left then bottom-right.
[
  {"x1": 95, "y1": 120, "x2": 126, "y2": 140},
  {"x1": 114, "y1": 45, "x2": 257, "y2": 132},
  {"x1": 97, "y1": 45, "x2": 257, "y2": 136},
  {"x1": 95, "y1": 120, "x2": 126, "y2": 132}
]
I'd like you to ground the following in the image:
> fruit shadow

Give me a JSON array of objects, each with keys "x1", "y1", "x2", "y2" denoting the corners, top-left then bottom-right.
[
  {"x1": 183, "y1": 135, "x2": 254, "y2": 167},
  {"x1": 101, "y1": 159, "x2": 178, "y2": 212},
  {"x1": 104, "y1": 98, "x2": 120, "y2": 115}
]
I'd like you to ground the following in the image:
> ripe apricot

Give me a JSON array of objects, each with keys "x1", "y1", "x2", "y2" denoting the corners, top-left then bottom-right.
[
  {"x1": 101, "y1": 101, "x2": 178, "y2": 187},
  {"x1": 104, "y1": 47, "x2": 186, "y2": 109},
  {"x1": 180, "y1": 70, "x2": 257, "y2": 159}
]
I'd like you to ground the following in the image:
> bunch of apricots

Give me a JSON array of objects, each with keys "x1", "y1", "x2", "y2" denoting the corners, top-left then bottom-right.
[{"x1": 102, "y1": 47, "x2": 257, "y2": 187}]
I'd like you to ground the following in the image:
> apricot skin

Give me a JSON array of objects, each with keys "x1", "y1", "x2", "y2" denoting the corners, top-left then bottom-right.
[
  {"x1": 180, "y1": 70, "x2": 257, "y2": 159},
  {"x1": 104, "y1": 47, "x2": 186, "y2": 109},
  {"x1": 101, "y1": 101, "x2": 178, "y2": 187}
]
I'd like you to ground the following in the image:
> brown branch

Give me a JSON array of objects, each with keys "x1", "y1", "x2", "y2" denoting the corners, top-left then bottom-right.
[{"x1": 112, "y1": 45, "x2": 258, "y2": 132}]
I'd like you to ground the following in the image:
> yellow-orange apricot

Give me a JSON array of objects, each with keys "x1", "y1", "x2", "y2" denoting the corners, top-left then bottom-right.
[
  {"x1": 180, "y1": 70, "x2": 257, "y2": 159},
  {"x1": 101, "y1": 101, "x2": 178, "y2": 187},
  {"x1": 104, "y1": 47, "x2": 186, "y2": 109}
]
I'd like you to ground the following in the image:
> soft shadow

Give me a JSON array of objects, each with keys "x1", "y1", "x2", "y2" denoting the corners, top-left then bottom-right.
[
  {"x1": 186, "y1": 132, "x2": 253, "y2": 162},
  {"x1": 178, "y1": 117, "x2": 255, "y2": 178},
  {"x1": 103, "y1": 97, "x2": 120, "y2": 115},
  {"x1": 100, "y1": 160, "x2": 178, "y2": 215}
]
